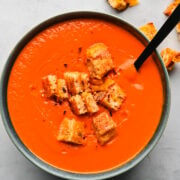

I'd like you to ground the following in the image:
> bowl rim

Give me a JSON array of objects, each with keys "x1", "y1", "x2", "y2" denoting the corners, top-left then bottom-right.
[{"x1": 0, "y1": 11, "x2": 171, "y2": 180}]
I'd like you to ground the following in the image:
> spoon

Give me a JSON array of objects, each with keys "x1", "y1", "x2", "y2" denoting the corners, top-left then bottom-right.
[{"x1": 134, "y1": 4, "x2": 180, "y2": 71}]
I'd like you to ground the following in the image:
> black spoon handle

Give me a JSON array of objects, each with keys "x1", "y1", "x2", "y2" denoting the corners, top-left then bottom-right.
[{"x1": 134, "y1": 4, "x2": 180, "y2": 70}]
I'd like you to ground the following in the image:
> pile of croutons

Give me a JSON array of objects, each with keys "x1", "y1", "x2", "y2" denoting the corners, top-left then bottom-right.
[
  {"x1": 42, "y1": 43, "x2": 126, "y2": 146},
  {"x1": 139, "y1": 0, "x2": 180, "y2": 71},
  {"x1": 162, "y1": 0, "x2": 180, "y2": 70},
  {"x1": 108, "y1": 0, "x2": 180, "y2": 71},
  {"x1": 139, "y1": 22, "x2": 180, "y2": 70}
]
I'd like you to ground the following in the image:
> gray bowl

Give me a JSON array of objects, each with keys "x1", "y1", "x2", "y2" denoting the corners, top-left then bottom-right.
[{"x1": 0, "y1": 11, "x2": 170, "y2": 180}]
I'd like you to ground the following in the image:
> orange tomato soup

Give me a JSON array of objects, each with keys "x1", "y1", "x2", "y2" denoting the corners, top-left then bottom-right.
[{"x1": 7, "y1": 19, "x2": 163, "y2": 173}]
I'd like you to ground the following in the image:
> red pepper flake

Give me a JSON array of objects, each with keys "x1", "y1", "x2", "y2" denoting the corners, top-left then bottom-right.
[
  {"x1": 63, "y1": 110, "x2": 66, "y2": 115},
  {"x1": 109, "y1": 111, "x2": 112, "y2": 117},
  {"x1": 64, "y1": 64, "x2": 68, "y2": 68},
  {"x1": 78, "y1": 47, "x2": 82, "y2": 53},
  {"x1": 62, "y1": 87, "x2": 67, "y2": 93}
]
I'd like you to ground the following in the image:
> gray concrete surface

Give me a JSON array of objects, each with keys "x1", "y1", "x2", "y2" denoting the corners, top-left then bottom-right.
[{"x1": 0, "y1": 0, "x2": 180, "y2": 180}]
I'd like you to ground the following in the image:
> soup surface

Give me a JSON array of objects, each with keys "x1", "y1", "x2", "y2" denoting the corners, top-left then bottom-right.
[{"x1": 7, "y1": 18, "x2": 163, "y2": 173}]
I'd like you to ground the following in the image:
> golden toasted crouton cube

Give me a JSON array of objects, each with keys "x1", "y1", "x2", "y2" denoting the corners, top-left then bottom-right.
[
  {"x1": 69, "y1": 95, "x2": 87, "y2": 115},
  {"x1": 80, "y1": 73, "x2": 90, "y2": 92},
  {"x1": 64, "y1": 72, "x2": 89, "y2": 95},
  {"x1": 57, "y1": 118, "x2": 85, "y2": 145},
  {"x1": 108, "y1": 0, "x2": 128, "y2": 11},
  {"x1": 93, "y1": 112, "x2": 117, "y2": 145},
  {"x1": 172, "y1": 50, "x2": 180, "y2": 63},
  {"x1": 42, "y1": 75, "x2": 57, "y2": 98},
  {"x1": 87, "y1": 58, "x2": 114, "y2": 80},
  {"x1": 86, "y1": 43, "x2": 111, "y2": 60},
  {"x1": 56, "y1": 79, "x2": 68, "y2": 101},
  {"x1": 81, "y1": 92, "x2": 99, "y2": 114},
  {"x1": 164, "y1": 0, "x2": 180, "y2": 16},
  {"x1": 139, "y1": 22, "x2": 157, "y2": 40},
  {"x1": 86, "y1": 43, "x2": 114, "y2": 80},
  {"x1": 101, "y1": 84, "x2": 126, "y2": 111},
  {"x1": 64, "y1": 72, "x2": 82, "y2": 95},
  {"x1": 161, "y1": 48, "x2": 180, "y2": 71},
  {"x1": 127, "y1": 0, "x2": 139, "y2": 7},
  {"x1": 96, "y1": 130, "x2": 116, "y2": 145}
]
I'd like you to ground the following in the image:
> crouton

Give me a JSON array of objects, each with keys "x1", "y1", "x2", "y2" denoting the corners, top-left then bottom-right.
[
  {"x1": 64, "y1": 72, "x2": 81, "y2": 95},
  {"x1": 86, "y1": 43, "x2": 114, "y2": 80},
  {"x1": 91, "y1": 78, "x2": 115, "y2": 103},
  {"x1": 80, "y1": 73, "x2": 90, "y2": 92},
  {"x1": 64, "y1": 72, "x2": 89, "y2": 95},
  {"x1": 139, "y1": 22, "x2": 157, "y2": 40},
  {"x1": 108, "y1": 0, "x2": 128, "y2": 11},
  {"x1": 57, "y1": 118, "x2": 85, "y2": 145},
  {"x1": 164, "y1": 1, "x2": 180, "y2": 40},
  {"x1": 56, "y1": 79, "x2": 68, "y2": 101},
  {"x1": 101, "y1": 84, "x2": 126, "y2": 111},
  {"x1": 42, "y1": 75, "x2": 57, "y2": 98},
  {"x1": 69, "y1": 95, "x2": 87, "y2": 115},
  {"x1": 164, "y1": 0, "x2": 180, "y2": 16},
  {"x1": 81, "y1": 92, "x2": 99, "y2": 114},
  {"x1": 172, "y1": 51, "x2": 180, "y2": 63},
  {"x1": 161, "y1": 48, "x2": 180, "y2": 71},
  {"x1": 87, "y1": 58, "x2": 114, "y2": 80},
  {"x1": 86, "y1": 43, "x2": 111, "y2": 60},
  {"x1": 93, "y1": 112, "x2": 117, "y2": 145},
  {"x1": 127, "y1": 0, "x2": 139, "y2": 7}
]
